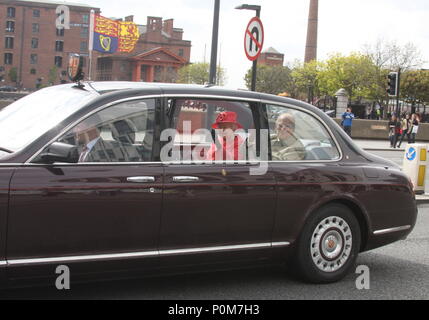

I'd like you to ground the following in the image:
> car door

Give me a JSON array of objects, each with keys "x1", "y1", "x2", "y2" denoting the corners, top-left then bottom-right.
[
  {"x1": 263, "y1": 102, "x2": 342, "y2": 251},
  {"x1": 158, "y1": 97, "x2": 278, "y2": 268},
  {"x1": 7, "y1": 97, "x2": 163, "y2": 281}
]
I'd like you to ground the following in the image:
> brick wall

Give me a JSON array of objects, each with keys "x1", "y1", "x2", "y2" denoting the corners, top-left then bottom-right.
[{"x1": 0, "y1": 1, "x2": 99, "y2": 89}]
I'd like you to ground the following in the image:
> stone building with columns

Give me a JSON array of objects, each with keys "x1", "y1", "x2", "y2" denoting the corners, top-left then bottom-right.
[{"x1": 95, "y1": 16, "x2": 191, "y2": 82}]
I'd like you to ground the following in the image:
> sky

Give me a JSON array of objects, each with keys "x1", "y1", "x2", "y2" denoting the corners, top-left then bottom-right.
[{"x1": 63, "y1": 0, "x2": 429, "y2": 88}]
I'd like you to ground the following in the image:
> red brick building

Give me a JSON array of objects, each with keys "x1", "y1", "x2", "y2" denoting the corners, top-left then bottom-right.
[
  {"x1": 0, "y1": 0, "x2": 99, "y2": 89},
  {"x1": 95, "y1": 16, "x2": 191, "y2": 83},
  {"x1": 0, "y1": 0, "x2": 191, "y2": 89},
  {"x1": 258, "y1": 47, "x2": 284, "y2": 67}
]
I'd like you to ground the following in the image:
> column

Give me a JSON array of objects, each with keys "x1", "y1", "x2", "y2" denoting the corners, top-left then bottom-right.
[
  {"x1": 147, "y1": 65, "x2": 155, "y2": 82},
  {"x1": 335, "y1": 88, "x2": 349, "y2": 119},
  {"x1": 132, "y1": 62, "x2": 142, "y2": 82}
]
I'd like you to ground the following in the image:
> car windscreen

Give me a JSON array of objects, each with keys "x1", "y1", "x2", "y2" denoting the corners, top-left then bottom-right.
[{"x1": 0, "y1": 85, "x2": 97, "y2": 158}]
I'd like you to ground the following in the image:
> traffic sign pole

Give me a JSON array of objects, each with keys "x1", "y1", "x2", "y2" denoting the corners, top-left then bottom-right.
[{"x1": 251, "y1": 9, "x2": 260, "y2": 92}]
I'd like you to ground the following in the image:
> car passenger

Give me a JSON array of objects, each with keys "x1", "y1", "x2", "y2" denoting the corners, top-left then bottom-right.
[
  {"x1": 206, "y1": 111, "x2": 246, "y2": 161},
  {"x1": 271, "y1": 113, "x2": 305, "y2": 161}
]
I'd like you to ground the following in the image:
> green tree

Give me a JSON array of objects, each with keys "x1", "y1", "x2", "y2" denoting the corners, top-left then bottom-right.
[
  {"x1": 317, "y1": 53, "x2": 378, "y2": 102},
  {"x1": 400, "y1": 70, "x2": 429, "y2": 110},
  {"x1": 48, "y1": 66, "x2": 58, "y2": 85},
  {"x1": 290, "y1": 60, "x2": 322, "y2": 100},
  {"x1": 8, "y1": 67, "x2": 18, "y2": 84},
  {"x1": 177, "y1": 63, "x2": 225, "y2": 86},
  {"x1": 244, "y1": 65, "x2": 292, "y2": 95}
]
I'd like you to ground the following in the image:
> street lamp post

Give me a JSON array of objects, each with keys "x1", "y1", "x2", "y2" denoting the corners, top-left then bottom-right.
[
  {"x1": 235, "y1": 4, "x2": 261, "y2": 92},
  {"x1": 209, "y1": 0, "x2": 220, "y2": 85}
]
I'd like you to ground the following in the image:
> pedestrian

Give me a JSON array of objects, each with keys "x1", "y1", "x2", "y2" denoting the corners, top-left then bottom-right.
[
  {"x1": 397, "y1": 113, "x2": 412, "y2": 148},
  {"x1": 410, "y1": 113, "x2": 420, "y2": 144},
  {"x1": 388, "y1": 115, "x2": 401, "y2": 148},
  {"x1": 376, "y1": 108, "x2": 381, "y2": 120},
  {"x1": 341, "y1": 107, "x2": 354, "y2": 137}
]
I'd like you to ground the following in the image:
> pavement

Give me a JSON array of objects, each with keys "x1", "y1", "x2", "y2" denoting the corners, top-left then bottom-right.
[{"x1": 354, "y1": 139, "x2": 429, "y2": 204}]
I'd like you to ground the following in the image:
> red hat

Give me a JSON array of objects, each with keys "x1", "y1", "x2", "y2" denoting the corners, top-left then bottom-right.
[{"x1": 212, "y1": 111, "x2": 243, "y2": 129}]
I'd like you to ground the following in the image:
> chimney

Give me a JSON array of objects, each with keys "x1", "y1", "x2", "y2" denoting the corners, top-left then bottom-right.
[
  {"x1": 147, "y1": 16, "x2": 162, "y2": 32},
  {"x1": 304, "y1": 0, "x2": 318, "y2": 63},
  {"x1": 163, "y1": 19, "x2": 174, "y2": 36}
]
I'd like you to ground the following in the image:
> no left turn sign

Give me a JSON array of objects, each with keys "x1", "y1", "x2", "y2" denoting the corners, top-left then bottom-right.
[{"x1": 244, "y1": 17, "x2": 264, "y2": 61}]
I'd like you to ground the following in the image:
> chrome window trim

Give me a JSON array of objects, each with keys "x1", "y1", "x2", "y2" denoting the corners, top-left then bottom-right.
[
  {"x1": 24, "y1": 93, "x2": 343, "y2": 165},
  {"x1": 261, "y1": 99, "x2": 343, "y2": 163},
  {"x1": 6, "y1": 242, "x2": 290, "y2": 266},
  {"x1": 0, "y1": 261, "x2": 6, "y2": 266},
  {"x1": 25, "y1": 95, "x2": 161, "y2": 164},
  {"x1": 373, "y1": 225, "x2": 411, "y2": 235},
  {"x1": 165, "y1": 95, "x2": 343, "y2": 164},
  {"x1": 163, "y1": 93, "x2": 261, "y2": 103}
]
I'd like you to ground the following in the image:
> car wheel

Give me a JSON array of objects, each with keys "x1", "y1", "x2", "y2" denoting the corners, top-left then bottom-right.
[{"x1": 295, "y1": 204, "x2": 361, "y2": 283}]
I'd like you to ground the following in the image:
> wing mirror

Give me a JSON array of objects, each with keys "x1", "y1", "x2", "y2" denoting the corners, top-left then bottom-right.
[{"x1": 36, "y1": 142, "x2": 79, "y2": 164}]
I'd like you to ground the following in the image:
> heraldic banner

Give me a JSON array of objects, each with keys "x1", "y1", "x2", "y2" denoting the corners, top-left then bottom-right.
[{"x1": 92, "y1": 14, "x2": 139, "y2": 54}]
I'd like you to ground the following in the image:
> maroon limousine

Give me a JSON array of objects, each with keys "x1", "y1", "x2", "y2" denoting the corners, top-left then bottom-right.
[{"x1": 0, "y1": 81, "x2": 417, "y2": 286}]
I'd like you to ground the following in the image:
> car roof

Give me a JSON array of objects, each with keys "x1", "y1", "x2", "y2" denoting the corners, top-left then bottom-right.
[
  {"x1": 86, "y1": 81, "x2": 257, "y2": 97},
  {"x1": 55, "y1": 81, "x2": 321, "y2": 118},
  {"x1": 83, "y1": 81, "x2": 306, "y2": 107}
]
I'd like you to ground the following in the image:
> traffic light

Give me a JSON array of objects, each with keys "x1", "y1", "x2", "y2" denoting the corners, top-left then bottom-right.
[{"x1": 387, "y1": 72, "x2": 398, "y2": 96}]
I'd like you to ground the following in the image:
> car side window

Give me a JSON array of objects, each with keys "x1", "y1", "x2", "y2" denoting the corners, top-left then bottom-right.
[
  {"x1": 169, "y1": 98, "x2": 257, "y2": 162},
  {"x1": 266, "y1": 104, "x2": 340, "y2": 161},
  {"x1": 56, "y1": 99, "x2": 156, "y2": 163}
]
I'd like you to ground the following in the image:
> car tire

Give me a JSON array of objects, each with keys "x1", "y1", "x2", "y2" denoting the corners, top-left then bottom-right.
[{"x1": 294, "y1": 204, "x2": 361, "y2": 284}]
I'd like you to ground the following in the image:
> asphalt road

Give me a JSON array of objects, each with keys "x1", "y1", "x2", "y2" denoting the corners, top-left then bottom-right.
[{"x1": 1, "y1": 204, "x2": 428, "y2": 300}]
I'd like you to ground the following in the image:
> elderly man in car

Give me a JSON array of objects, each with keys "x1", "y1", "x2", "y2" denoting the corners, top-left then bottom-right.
[{"x1": 271, "y1": 112, "x2": 305, "y2": 161}]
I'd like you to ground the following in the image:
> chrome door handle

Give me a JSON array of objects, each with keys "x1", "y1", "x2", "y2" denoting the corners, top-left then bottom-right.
[
  {"x1": 127, "y1": 176, "x2": 155, "y2": 183},
  {"x1": 172, "y1": 176, "x2": 200, "y2": 183}
]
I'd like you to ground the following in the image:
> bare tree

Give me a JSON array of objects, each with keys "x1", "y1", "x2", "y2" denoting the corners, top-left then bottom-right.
[{"x1": 363, "y1": 38, "x2": 425, "y2": 71}]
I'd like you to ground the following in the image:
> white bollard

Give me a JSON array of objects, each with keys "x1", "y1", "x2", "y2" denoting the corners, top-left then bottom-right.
[{"x1": 403, "y1": 144, "x2": 428, "y2": 194}]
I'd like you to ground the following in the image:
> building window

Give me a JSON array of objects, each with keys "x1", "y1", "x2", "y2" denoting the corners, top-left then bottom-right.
[
  {"x1": 55, "y1": 56, "x2": 63, "y2": 68},
  {"x1": 81, "y1": 26, "x2": 89, "y2": 38},
  {"x1": 55, "y1": 41, "x2": 64, "y2": 52},
  {"x1": 30, "y1": 54, "x2": 38, "y2": 64},
  {"x1": 30, "y1": 68, "x2": 37, "y2": 74},
  {"x1": 6, "y1": 21, "x2": 15, "y2": 32},
  {"x1": 82, "y1": 14, "x2": 89, "y2": 24},
  {"x1": 178, "y1": 49, "x2": 184, "y2": 57},
  {"x1": 31, "y1": 38, "x2": 38, "y2": 49},
  {"x1": 32, "y1": 23, "x2": 39, "y2": 33},
  {"x1": 7, "y1": 7, "x2": 16, "y2": 18},
  {"x1": 56, "y1": 28, "x2": 64, "y2": 37},
  {"x1": 4, "y1": 53, "x2": 13, "y2": 65},
  {"x1": 5, "y1": 37, "x2": 14, "y2": 49},
  {"x1": 80, "y1": 41, "x2": 88, "y2": 52},
  {"x1": 33, "y1": 9, "x2": 40, "y2": 17}
]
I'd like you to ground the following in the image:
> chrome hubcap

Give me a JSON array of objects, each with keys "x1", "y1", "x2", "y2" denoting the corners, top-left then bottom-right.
[{"x1": 310, "y1": 216, "x2": 353, "y2": 273}]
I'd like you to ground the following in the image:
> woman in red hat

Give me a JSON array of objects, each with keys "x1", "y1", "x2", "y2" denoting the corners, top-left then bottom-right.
[{"x1": 206, "y1": 111, "x2": 246, "y2": 161}]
